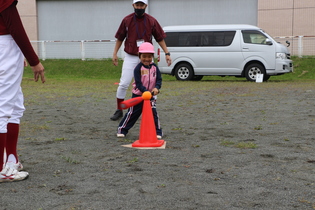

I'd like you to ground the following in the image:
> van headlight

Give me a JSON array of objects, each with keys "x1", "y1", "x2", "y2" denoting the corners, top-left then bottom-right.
[{"x1": 276, "y1": 52, "x2": 286, "y2": 60}]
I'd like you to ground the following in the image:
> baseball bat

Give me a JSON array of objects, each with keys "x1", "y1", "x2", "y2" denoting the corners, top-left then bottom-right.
[{"x1": 119, "y1": 97, "x2": 144, "y2": 109}]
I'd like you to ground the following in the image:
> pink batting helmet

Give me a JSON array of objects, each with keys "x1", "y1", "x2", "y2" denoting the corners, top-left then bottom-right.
[{"x1": 138, "y1": 42, "x2": 155, "y2": 53}]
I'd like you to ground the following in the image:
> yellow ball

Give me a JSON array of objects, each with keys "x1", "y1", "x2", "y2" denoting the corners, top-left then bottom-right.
[{"x1": 142, "y1": 91, "x2": 152, "y2": 100}]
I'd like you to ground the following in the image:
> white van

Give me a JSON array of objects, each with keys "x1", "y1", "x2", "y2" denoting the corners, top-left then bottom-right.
[{"x1": 157, "y1": 24, "x2": 293, "y2": 81}]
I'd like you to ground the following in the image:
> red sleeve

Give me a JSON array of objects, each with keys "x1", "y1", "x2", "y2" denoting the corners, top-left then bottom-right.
[
  {"x1": 115, "y1": 14, "x2": 132, "y2": 41},
  {"x1": 1, "y1": 2, "x2": 40, "y2": 66},
  {"x1": 115, "y1": 20, "x2": 127, "y2": 41}
]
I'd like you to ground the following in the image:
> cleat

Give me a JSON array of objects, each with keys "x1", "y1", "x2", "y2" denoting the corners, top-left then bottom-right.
[
  {"x1": 1, "y1": 162, "x2": 29, "y2": 182},
  {"x1": 3, "y1": 161, "x2": 23, "y2": 172},
  {"x1": 110, "y1": 110, "x2": 123, "y2": 121},
  {"x1": 0, "y1": 171, "x2": 29, "y2": 182}
]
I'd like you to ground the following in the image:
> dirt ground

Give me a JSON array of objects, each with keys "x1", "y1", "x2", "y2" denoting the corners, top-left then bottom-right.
[{"x1": 1, "y1": 80, "x2": 315, "y2": 210}]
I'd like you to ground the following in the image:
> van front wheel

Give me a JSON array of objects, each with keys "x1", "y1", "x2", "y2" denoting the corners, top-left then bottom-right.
[
  {"x1": 192, "y1": 75, "x2": 204, "y2": 81},
  {"x1": 174, "y1": 64, "x2": 194, "y2": 81},
  {"x1": 244, "y1": 63, "x2": 269, "y2": 82}
]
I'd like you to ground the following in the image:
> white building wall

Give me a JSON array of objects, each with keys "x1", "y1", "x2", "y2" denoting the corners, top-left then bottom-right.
[
  {"x1": 37, "y1": 0, "x2": 130, "y2": 41},
  {"x1": 37, "y1": 0, "x2": 258, "y2": 41},
  {"x1": 17, "y1": 0, "x2": 38, "y2": 41},
  {"x1": 150, "y1": 0, "x2": 257, "y2": 27},
  {"x1": 34, "y1": 0, "x2": 257, "y2": 59}
]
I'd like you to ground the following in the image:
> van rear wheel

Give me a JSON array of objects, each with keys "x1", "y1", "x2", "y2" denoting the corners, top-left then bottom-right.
[
  {"x1": 174, "y1": 63, "x2": 194, "y2": 81},
  {"x1": 244, "y1": 63, "x2": 269, "y2": 82}
]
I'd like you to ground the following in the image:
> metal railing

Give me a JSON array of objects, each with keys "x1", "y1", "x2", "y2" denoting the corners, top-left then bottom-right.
[
  {"x1": 30, "y1": 36, "x2": 315, "y2": 60},
  {"x1": 30, "y1": 39, "x2": 122, "y2": 60},
  {"x1": 274, "y1": 36, "x2": 315, "y2": 58}
]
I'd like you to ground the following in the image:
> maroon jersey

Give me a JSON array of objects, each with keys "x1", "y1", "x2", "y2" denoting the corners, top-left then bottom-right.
[
  {"x1": 0, "y1": 0, "x2": 14, "y2": 34},
  {"x1": 0, "y1": 0, "x2": 14, "y2": 13},
  {"x1": 115, "y1": 13, "x2": 166, "y2": 55},
  {"x1": 0, "y1": 1, "x2": 39, "y2": 66}
]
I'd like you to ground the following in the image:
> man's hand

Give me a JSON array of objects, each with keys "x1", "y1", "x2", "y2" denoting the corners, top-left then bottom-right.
[
  {"x1": 166, "y1": 55, "x2": 172, "y2": 66},
  {"x1": 112, "y1": 54, "x2": 119, "y2": 66},
  {"x1": 31, "y1": 62, "x2": 45, "y2": 83}
]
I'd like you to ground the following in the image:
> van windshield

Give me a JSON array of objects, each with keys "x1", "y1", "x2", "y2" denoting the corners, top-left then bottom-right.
[{"x1": 165, "y1": 31, "x2": 236, "y2": 47}]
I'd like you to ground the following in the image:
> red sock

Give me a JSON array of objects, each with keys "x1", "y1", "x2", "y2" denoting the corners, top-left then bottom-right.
[
  {"x1": 117, "y1": 98, "x2": 124, "y2": 110},
  {"x1": 0, "y1": 133, "x2": 7, "y2": 171},
  {"x1": 6, "y1": 123, "x2": 19, "y2": 163}
]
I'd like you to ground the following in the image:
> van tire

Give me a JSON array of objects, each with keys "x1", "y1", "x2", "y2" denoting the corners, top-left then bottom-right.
[
  {"x1": 192, "y1": 75, "x2": 204, "y2": 81},
  {"x1": 174, "y1": 63, "x2": 194, "y2": 81},
  {"x1": 244, "y1": 63, "x2": 268, "y2": 82},
  {"x1": 263, "y1": 74, "x2": 271, "y2": 81}
]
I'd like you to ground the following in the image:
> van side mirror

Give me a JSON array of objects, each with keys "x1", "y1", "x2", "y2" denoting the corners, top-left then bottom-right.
[
  {"x1": 266, "y1": 38, "x2": 273, "y2": 45},
  {"x1": 286, "y1": 40, "x2": 290, "y2": 47}
]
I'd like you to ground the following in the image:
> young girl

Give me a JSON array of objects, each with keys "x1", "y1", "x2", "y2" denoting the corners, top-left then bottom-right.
[{"x1": 117, "y1": 42, "x2": 162, "y2": 138}]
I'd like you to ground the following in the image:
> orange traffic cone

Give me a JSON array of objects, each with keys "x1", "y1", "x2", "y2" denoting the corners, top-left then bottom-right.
[{"x1": 132, "y1": 98, "x2": 164, "y2": 147}]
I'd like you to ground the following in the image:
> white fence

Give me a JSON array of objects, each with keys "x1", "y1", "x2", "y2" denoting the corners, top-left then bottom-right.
[
  {"x1": 30, "y1": 36, "x2": 315, "y2": 60},
  {"x1": 274, "y1": 36, "x2": 315, "y2": 58},
  {"x1": 30, "y1": 40, "x2": 122, "y2": 60}
]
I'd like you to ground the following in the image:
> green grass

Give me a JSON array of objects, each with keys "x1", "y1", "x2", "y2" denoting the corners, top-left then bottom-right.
[
  {"x1": 20, "y1": 56, "x2": 315, "y2": 102},
  {"x1": 23, "y1": 56, "x2": 315, "y2": 81},
  {"x1": 24, "y1": 59, "x2": 122, "y2": 80},
  {"x1": 286, "y1": 56, "x2": 315, "y2": 80}
]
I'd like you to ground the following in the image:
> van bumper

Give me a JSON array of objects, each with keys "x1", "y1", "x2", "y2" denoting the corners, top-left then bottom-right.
[{"x1": 266, "y1": 60, "x2": 293, "y2": 75}]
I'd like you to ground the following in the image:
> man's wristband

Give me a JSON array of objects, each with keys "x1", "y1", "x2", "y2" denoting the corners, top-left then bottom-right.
[{"x1": 165, "y1": 52, "x2": 170, "y2": 56}]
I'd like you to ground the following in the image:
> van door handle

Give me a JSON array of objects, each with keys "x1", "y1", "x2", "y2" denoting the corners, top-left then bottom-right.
[{"x1": 243, "y1": 47, "x2": 249, "y2": 50}]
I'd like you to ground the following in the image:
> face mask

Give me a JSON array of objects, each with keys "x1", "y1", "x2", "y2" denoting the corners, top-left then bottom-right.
[{"x1": 134, "y1": 8, "x2": 145, "y2": 17}]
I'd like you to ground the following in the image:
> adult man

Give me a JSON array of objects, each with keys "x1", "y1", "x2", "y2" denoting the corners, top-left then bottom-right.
[
  {"x1": 0, "y1": 0, "x2": 45, "y2": 182},
  {"x1": 111, "y1": 0, "x2": 171, "y2": 121}
]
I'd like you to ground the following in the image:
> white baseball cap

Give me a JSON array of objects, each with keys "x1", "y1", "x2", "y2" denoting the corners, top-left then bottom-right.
[{"x1": 133, "y1": 0, "x2": 147, "y2": 4}]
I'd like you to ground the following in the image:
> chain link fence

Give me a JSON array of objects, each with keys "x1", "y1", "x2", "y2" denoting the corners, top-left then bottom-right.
[{"x1": 31, "y1": 36, "x2": 315, "y2": 60}]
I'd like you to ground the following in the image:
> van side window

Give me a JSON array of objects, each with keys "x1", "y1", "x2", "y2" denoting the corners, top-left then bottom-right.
[
  {"x1": 242, "y1": 30, "x2": 269, "y2": 44},
  {"x1": 165, "y1": 31, "x2": 236, "y2": 47}
]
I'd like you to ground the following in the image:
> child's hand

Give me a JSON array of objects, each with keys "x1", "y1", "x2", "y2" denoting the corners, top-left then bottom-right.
[{"x1": 151, "y1": 88, "x2": 160, "y2": 96}]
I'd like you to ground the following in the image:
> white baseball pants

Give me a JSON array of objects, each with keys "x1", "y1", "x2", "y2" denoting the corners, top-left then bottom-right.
[
  {"x1": 0, "y1": 35, "x2": 25, "y2": 133},
  {"x1": 116, "y1": 53, "x2": 139, "y2": 99}
]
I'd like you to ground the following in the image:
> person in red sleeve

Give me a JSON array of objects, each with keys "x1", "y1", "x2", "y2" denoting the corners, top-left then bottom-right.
[
  {"x1": 110, "y1": 0, "x2": 172, "y2": 121},
  {"x1": 0, "y1": 0, "x2": 46, "y2": 182}
]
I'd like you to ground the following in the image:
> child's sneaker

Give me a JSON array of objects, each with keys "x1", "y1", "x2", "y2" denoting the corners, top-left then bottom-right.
[
  {"x1": 117, "y1": 133, "x2": 125, "y2": 138},
  {"x1": 157, "y1": 135, "x2": 162, "y2": 139}
]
